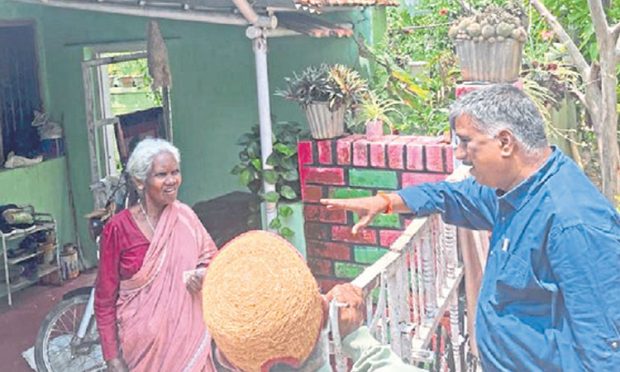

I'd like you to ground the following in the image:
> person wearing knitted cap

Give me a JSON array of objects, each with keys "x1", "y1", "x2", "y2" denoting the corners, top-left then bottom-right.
[{"x1": 201, "y1": 230, "x2": 422, "y2": 372}]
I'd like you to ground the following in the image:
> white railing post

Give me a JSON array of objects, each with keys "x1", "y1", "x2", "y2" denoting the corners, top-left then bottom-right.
[
  {"x1": 421, "y1": 225, "x2": 438, "y2": 325},
  {"x1": 329, "y1": 205, "x2": 468, "y2": 371}
]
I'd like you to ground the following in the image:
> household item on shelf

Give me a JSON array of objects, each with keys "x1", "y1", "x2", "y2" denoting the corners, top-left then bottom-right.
[
  {"x1": 40, "y1": 242, "x2": 56, "y2": 264},
  {"x1": 3, "y1": 151, "x2": 43, "y2": 169},
  {"x1": 0, "y1": 205, "x2": 60, "y2": 306},
  {"x1": 32, "y1": 110, "x2": 64, "y2": 159},
  {"x1": 0, "y1": 265, "x2": 24, "y2": 283},
  {"x1": 60, "y1": 243, "x2": 79, "y2": 280},
  {"x1": 0, "y1": 204, "x2": 35, "y2": 232}
]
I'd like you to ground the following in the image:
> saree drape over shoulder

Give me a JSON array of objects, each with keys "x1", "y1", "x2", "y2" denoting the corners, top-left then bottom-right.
[{"x1": 116, "y1": 201, "x2": 217, "y2": 371}]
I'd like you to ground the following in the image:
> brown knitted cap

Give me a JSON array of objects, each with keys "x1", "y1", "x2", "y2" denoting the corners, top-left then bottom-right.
[{"x1": 202, "y1": 230, "x2": 323, "y2": 372}]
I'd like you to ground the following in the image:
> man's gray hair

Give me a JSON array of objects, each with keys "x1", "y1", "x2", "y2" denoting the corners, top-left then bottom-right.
[
  {"x1": 449, "y1": 84, "x2": 548, "y2": 153},
  {"x1": 126, "y1": 137, "x2": 180, "y2": 182}
]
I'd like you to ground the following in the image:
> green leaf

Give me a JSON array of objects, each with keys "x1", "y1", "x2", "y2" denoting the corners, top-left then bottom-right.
[
  {"x1": 230, "y1": 164, "x2": 245, "y2": 175},
  {"x1": 278, "y1": 205, "x2": 293, "y2": 217},
  {"x1": 282, "y1": 169, "x2": 299, "y2": 181},
  {"x1": 269, "y1": 217, "x2": 282, "y2": 229},
  {"x1": 236, "y1": 133, "x2": 254, "y2": 146},
  {"x1": 280, "y1": 185, "x2": 297, "y2": 200},
  {"x1": 263, "y1": 191, "x2": 280, "y2": 203},
  {"x1": 274, "y1": 143, "x2": 295, "y2": 157},
  {"x1": 279, "y1": 227, "x2": 294, "y2": 239},
  {"x1": 266, "y1": 152, "x2": 281, "y2": 166},
  {"x1": 263, "y1": 170, "x2": 278, "y2": 184},
  {"x1": 251, "y1": 158, "x2": 262, "y2": 171},
  {"x1": 239, "y1": 169, "x2": 252, "y2": 186},
  {"x1": 390, "y1": 69, "x2": 429, "y2": 99}
]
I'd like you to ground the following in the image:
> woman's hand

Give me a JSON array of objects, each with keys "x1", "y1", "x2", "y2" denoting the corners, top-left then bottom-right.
[
  {"x1": 106, "y1": 357, "x2": 129, "y2": 372},
  {"x1": 186, "y1": 273, "x2": 202, "y2": 293},
  {"x1": 184, "y1": 268, "x2": 206, "y2": 293},
  {"x1": 325, "y1": 284, "x2": 365, "y2": 339}
]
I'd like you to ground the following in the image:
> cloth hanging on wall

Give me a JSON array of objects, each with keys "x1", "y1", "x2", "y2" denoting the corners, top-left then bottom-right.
[{"x1": 147, "y1": 20, "x2": 172, "y2": 90}]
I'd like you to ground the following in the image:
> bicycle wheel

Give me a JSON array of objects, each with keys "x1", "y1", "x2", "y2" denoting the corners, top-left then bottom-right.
[{"x1": 34, "y1": 294, "x2": 105, "y2": 372}]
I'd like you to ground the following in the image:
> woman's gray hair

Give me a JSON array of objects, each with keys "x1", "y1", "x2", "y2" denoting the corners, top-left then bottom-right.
[
  {"x1": 449, "y1": 84, "x2": 548, "y2": 153},
  {"x1": 126, "y1": 137, "x2": 180, "y2": 182}
]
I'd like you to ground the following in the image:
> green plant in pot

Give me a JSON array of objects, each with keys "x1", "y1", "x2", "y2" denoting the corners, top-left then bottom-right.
[
  {"x1": 448, "y1": 1, "x2": 528, "y2": 83},
  {"x1": 350, "y1": 90, "x2": 404, "y2": 137},
  {"x1": 277, "y1": 64, "x2": 368, "y2": 139},
  {"x1": 231, "y1": 121, "x2": 307, "y2": 239}
]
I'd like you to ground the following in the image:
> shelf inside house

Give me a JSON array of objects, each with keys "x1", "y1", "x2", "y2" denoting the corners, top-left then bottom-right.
[
  {"x1": 0, "y1": 207, "x2": 60, "y2": 306},
  {"x1": 7, "y1": 250, "x2": 45, "y2": 265},
  {"x1": 0, "y1": 265, "x2": 59, "y2": 298}
]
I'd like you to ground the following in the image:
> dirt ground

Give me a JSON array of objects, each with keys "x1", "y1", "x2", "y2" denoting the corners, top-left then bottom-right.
[{"x1": 0, "y1": 270, "x2": 96, "y2": 372}]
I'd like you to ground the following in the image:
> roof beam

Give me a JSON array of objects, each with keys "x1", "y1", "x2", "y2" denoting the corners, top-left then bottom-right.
[{"x1": 13, "y1": 0, "x2": 250, "y2": 26}]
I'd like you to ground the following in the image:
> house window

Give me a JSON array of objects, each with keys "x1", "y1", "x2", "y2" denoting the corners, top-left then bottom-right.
[{"x1": 0, "y1": 22, "x2": 42, "y2": 164}]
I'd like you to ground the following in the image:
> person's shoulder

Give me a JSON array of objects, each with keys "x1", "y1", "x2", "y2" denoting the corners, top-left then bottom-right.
[
  {"x1": 99, "y1": 209, "x2": 135, "y2": 243},
  {"x1": 543, "y1": 159, "x2": 617, "y2": 231},
  {"x1": 103, "y1": 209, "x2": 132, "y2": 230},
  {"x1": 175, "y1": 201, "x2": 195, "y2": 215},
  {"x1": 174, "y1": 201, "x2": 202, "y2": 222}
]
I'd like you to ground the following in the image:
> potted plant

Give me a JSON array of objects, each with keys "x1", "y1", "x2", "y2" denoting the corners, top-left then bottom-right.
[
  {"x1": 448, "y1": 2, "x2": 528, "y2": 83},
  {"x1": 231, "y1": 121, "x2": 308, "y2": 247},
  {"x1": 277, "y1": 64, "x2": 368, "y2": 139},
  {"x1": 350, "y1": 90, "x2": 403, "y2": 138}
]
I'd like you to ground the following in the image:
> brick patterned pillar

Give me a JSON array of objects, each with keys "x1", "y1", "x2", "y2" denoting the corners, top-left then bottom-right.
[
  {"x1": 299, "y1": 134, "x2": 454, "y2": 293},
  {"x1": 455, "y1": 79, "x2": 524, "y2": 99}
]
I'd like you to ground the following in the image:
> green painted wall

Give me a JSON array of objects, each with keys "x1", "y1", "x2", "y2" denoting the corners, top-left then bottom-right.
[
  {"x1": 1, "y1": 1, "x2": 361, "y2": 265},
  {"x1": 0, "y1": 2, "x2": 76, "y2": 255},
  {"x1": 0, "y1": 159, "x2": 74, "y2": 249}
]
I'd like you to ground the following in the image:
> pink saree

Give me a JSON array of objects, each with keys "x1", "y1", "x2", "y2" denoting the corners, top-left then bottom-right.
[{"x1": 116, "y1": 201, "x2": 217, "y2": 371}]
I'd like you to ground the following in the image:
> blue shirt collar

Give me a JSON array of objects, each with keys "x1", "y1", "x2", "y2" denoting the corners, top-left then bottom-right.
[{"x1": 497, "y1": 147, "x2": 562, "y2": 211}]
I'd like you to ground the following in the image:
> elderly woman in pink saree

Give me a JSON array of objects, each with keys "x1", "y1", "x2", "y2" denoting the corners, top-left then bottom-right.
[{"x1": 94, "y1": 138, "x2": 217, "y2": 372}]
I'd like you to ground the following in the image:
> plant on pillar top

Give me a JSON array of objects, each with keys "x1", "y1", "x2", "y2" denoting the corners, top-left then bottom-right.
[
  {"x1": 276, "y1": 64, "x2": 368, "y2": 139},
  {"x1": 349, "y1": 90, "x2": 404, "y2": 137},
  {"x1": 448, "y1": 1, "x2": 528, "y2": 83},
  {"x1": 231, "y1": 121, "x2": 307, "y2": 239}
]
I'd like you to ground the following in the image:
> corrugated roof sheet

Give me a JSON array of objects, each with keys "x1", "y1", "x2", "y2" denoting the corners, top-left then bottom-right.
[
  {"x1": 278, "y1": 12, "x2": 353, "y2": 38},
  {"x1": 294, "y1": 0, "x2": 398, "y2": 9}
]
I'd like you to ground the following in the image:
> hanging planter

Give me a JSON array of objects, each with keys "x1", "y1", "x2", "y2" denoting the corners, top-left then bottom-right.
[
  {"x1": 277, "y1": 64, "x2": 367, "y2": 140},
  {"x1": 449, "y1": 4, "x2": 528, "y2": 83}
]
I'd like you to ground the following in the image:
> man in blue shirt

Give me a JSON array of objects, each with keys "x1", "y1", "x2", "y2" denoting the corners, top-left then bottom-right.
[{"x1": 322, "y1": 84, "x2": 620, "y2": 371}]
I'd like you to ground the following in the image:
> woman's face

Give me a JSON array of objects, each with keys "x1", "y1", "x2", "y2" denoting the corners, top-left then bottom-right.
[{"x1": 141, "y1": 151, "x2": 182, "y2": 208}]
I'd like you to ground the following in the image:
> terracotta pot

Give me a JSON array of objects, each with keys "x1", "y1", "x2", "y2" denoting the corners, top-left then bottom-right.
[
  {"x1": 304, "y1": 102, "x2": 346, "y2": 139},
  {"x1": 455, "y1": 39, "x2": 523, "y2": 83},
  {"x1": 365, "y1": 119, "x2": 384, "y2": 140}
]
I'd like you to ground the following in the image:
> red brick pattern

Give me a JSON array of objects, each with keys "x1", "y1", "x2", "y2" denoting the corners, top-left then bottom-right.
[
  {"x1": 406, "y1": 143, "x2": 424, "y2": 171},
  {"x1": 304, "y1": 167, "x2": 345, "y2": 185},
  {"x1": 401, "y1": 172, "x2": 448, "y2": 187},
  {"x1": 379, "y1": 229, "x2": 402, "y2": 247},
  {"x1": 353, "y1": 139, "x2": 369, "y2": 167},
  {"x1": 336, "y1": 135, "x2": 362, "y2": 165},
  {"x1": 299, "y1": 134, "x2": 453, "y2": 292},
  {"x1": 306, "y1": 240, "x2": 351, "y2": 261},
  {"x1": 455, "y1": 80, "x2": 523, "y2": 99},
  {"x1": 302, "y1": 185, "x2": 323, "y2": 203},
  {"x1": 331, "y1": 225, "x2": 377, "y2": 245},
  {"x1": 298, "y1": 141, "x2": 313, "y2": 165},
  {"x1": 370, "y1": 142, "x2": 386, "y2": 168},
  {"x1": 445, "y1": 146, "x2": 455, "y2": 173},
  {"x1": 425, "y1": 144, "x2": 445, "y2": 173},
  {"x1": 308, "y1": 257, "x2": 333, "y2": 276},
  {"x1": 318, "y1": 140, "x2": 333, "y2": 165}
]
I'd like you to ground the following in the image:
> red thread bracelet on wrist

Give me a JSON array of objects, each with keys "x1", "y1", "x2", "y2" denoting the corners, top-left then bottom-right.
[{"x1": 376, "y1": 192, "x2": 393, "y2": 214}]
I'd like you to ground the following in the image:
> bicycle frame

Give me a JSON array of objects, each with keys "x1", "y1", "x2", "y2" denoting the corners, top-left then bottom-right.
[{"x1": 76, "y1": 288, "x2": 96, "y2": 339}]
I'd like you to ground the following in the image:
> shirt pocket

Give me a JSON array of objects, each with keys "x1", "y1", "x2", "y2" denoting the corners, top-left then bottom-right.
[{"x1": 493, "y1": 250, "x2": 530, "y2": 305}]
